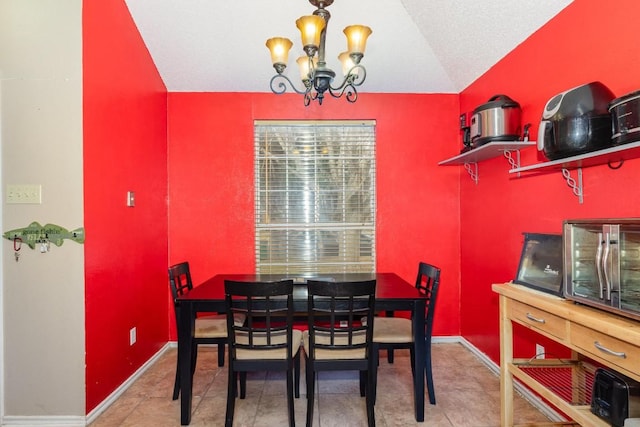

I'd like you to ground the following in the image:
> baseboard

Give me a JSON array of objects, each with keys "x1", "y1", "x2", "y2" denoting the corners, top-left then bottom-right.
[
  {"x1": 2, "y1": 338, "x2": 563, "y2": 426},
  {"x1": 1, "y1": 415, "x2": 86, "y2": 426},
  {"x1": 1, "y1": 343, "x2": 171, "y2": 427},
  {"x1": 454, "y1": 336, "x2": 566, "y2": 423},
  {"x1": 84, "y1": 343, "x2": 172, "y2": 425}
]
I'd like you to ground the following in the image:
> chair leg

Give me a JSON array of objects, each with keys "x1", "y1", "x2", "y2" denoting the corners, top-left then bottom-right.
[
  {"x1": 172, "y1": 355, "x2": 181, "y2": 400},
  {"x1": 294, "y1": 351, "x2": 301, "y2": 398},
  {"x1": 372, "y1": 346, "x2": 379, "y2": 405},
  {"x1": 359, "y1": 371, "x2": 366, "y2": 397},
  {"x1": 425, "y1": 344, "x2": 436, "y2": 405},
  {"x1": 409, "y1": 346, "x2": 416, "y2": 378},
  {"x1": 190, "y1": 343, "x2": 198, "y2": 377},
  {"x1": 225, "y1": 369, "x2": 237, "y2": 427},
  {"x1": 366, "y1": 359, "x2": 377, "y2": 427},
  {"x1": 286, "y1": 368, "x2": 295, "y2": 427},
  {"x1": 305, "y1": 357, "x2": 315, "y2": 427},
  {"x1": 217, "y1": 343, "x2": 225, "y2": 367},
  {"x1": 384, "y1": 311, "x2": 395, "y2": 364},
  {"x1": 239, "y1": 371, "x2": 247, "y2": 399}
]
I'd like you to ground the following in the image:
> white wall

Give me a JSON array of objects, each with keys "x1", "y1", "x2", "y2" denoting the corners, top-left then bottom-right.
[{"x1": 0, "y1": 0, "x2": 85, "y2": 421}]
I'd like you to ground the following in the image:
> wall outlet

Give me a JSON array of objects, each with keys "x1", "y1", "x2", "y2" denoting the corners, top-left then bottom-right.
[
  {"x1": 535, "y1": 343, "x2": 544, "y2": 359},
  {"x1": 127, "y1": 191, "x2": 135, "y2": 207},
  {"x1": 130, "y1": 327, "x2": 137, "y2": 345},
  {"x1": 6, "y1": 184, "x2": 42, "y2": 204}
]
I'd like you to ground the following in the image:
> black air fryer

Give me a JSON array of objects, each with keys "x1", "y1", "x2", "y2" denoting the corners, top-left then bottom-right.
[{"x1": 537, "y1": 81, "x2": 615, "y2": 160}]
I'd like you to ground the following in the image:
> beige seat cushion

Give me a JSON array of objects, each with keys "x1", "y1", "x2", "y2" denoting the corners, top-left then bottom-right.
[
  {"x1": 195, "y1": 313, "x2": 246, "y2": 338},
  {"x1": 302, "y1": 330, "x2": 366, "y2": 360},
  {"x1": 372, "y1": 317, "x2": 413, "y2": 343},
  {"x1": 235, "y1": 329, "x2": 303, "y2": 360}
]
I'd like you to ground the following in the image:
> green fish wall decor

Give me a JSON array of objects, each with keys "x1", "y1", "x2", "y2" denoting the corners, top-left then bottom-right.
[{"x1": 3, "y1": 221, "x2": 85, "y2": 249}]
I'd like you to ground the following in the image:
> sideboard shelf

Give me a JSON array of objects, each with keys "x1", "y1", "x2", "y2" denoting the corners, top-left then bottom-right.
[{"x1": 492, "y1": 282, "x2": 640, "y2": 427}]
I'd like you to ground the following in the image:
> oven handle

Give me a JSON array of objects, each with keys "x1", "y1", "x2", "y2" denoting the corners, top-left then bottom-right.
[
  {"x1": 594, "y1": 341, "x2": 626, "y2": 358},
  {"x1": 595, "y1": 232, "x2": 605, "y2": 299},
  {"x1": 602, "y1": 231, "x2": 612, "y2": 301}
]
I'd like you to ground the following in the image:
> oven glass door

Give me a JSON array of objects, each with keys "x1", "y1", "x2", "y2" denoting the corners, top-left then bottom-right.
[
  {"x1": 619, "y1": 225, "x2": 640, "y2": 313},
  {"x1": 567, "y1": 224, "x2": 604, "y2": 301}
]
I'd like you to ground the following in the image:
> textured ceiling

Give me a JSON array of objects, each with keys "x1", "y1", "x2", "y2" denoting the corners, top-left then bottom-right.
[{"x1": 124, "y1": 0, "x2": 573, "y2": 93}]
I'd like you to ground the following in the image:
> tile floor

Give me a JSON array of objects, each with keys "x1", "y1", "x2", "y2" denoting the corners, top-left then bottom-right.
[{"x1": 89, "y1": 342, "x2": 551, "y2": 426}]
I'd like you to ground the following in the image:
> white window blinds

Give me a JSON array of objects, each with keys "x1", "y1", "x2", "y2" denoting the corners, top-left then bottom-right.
[{"x1": 254, "y1": 120, "x2": 376, "y2": 276}]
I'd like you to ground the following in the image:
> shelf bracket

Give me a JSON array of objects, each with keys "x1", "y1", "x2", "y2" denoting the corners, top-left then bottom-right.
[
  {"x1": 503, "y1": 150, "x2": 521, "y2": 177},
  {"x1": 561, "y1": 167, "x2": 583, "y2": 204},
  {"x1": 463, "y1": 162, "x2": 478, "y2": 184}
]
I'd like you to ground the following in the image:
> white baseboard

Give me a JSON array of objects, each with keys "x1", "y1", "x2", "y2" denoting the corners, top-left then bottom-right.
[
  {"x1": 0, "y1": 416, "x2": 86, "y2": 427},
  {"x1": 84, "y1": 343, "x2": 171, "y2": 424},
  {"x1": 1, "y1": 343, "x2": 171, "y2": 427},
  {"x1": 2, "y1": 338, "x2": 563, "y2": 426},
  {"x1": 453, "y1": 336, "x2": 565, "y2": 423}
]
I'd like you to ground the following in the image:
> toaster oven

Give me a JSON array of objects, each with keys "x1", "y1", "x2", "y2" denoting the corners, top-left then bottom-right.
[{"x1": 591, "y1": 368, "x2": 640, "y2": 427}]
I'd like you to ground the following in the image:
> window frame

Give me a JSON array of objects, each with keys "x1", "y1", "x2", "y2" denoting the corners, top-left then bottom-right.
[{"x1": 254, "y1": 120, "x2": 376, "y2": 276}]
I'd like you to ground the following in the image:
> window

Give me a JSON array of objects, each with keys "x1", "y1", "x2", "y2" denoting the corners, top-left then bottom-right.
[{"x1": 255, "y1": 120, "x2": 376, "y2": 276}]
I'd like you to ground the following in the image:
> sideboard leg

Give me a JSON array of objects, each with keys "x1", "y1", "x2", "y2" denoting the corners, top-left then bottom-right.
[{"x1": 499, "y1": 294, "x2": 514, "y2": 427}]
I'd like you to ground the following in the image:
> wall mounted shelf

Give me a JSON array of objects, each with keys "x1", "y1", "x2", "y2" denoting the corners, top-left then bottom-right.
[
  {"x1": 438, "y1": 140, "x2": 536, "y2": 184},
  {"x1": 509, "y1": 140, "x2": 640, "y2": 204},
  {"x1": 509, "y1": 140, "x2": 640, "y2": 174}
]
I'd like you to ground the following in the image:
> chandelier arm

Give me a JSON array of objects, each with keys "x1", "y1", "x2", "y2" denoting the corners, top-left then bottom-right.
[
  {"x1": 329, "y1": 64, "x2": 367, "y2": 91},
  {"x1": 269, "y1": 74, "x2": 308, "y2": 95},
  {"x1": 328, "y1": 83, "x2": 358, "y2": 103},
  {"x1": 304, "y1": 91, "x2": 314, "y2": 106}
]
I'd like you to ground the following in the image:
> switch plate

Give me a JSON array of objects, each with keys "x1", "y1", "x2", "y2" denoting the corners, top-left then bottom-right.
[
  {"x1": 130, "y1": 327, "x2": 137, "y2": 345},
  {"x1": 7, "y1": 184, "x2": 42, "y2": 204},
  {"x1": 127, "y1": 191, "x2": 135, "y2": 207}
]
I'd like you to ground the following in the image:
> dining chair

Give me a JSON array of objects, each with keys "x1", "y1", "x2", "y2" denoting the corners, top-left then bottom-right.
[
  {"x1": 168, "y1": 262, "x2": 245, "y2": 400},
  {"x1": 224, "y1": 279, "x2": 302, "y2": 427},
  {"x1": 371, "y1": 261, "x2": 441, "y2": 404},
  {"x1": 303, "y1": 279, "x2": 377, "y2": 427}
]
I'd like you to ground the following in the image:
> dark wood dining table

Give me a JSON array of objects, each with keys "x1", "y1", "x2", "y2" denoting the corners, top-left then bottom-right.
[{"x1": 176, "y1": 272, "x2": 428, "y2": 425}]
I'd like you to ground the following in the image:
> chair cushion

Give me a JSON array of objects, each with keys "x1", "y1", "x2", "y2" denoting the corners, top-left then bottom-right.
[
  {"x1": 301, "y1": 330, "x2": 366, "y2": 360},
  {"x1": 195, "y1": 313, "x2": 246, "y2": 338},
  {"x1": 235, "y1": 329, "x2": 303, "y2": 360},
  {"x1": 195, "y1": 317, "x2": 227, "y2": 338},
  {"x1": 372, "y1": 317, "x2": 413, "y2": 343}
]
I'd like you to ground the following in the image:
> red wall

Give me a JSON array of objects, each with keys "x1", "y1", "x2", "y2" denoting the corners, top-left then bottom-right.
[
  {"x1": 167, "y1": 92, "x2": 462, "y2": 340},
  {"x1": 83, "y1": 1, "x2": 169, "y2": 412},
  {"x1": 82, "y1": 0, "x2": 640, "y2": 414},
  {"x1": 459, "y1": 0, "x2": 640, "y2": 362}
]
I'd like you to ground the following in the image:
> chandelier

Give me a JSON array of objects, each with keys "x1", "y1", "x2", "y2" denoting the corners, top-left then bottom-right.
[{"x1": 266, "y1": 0, "x2": 372, "y2": 106}]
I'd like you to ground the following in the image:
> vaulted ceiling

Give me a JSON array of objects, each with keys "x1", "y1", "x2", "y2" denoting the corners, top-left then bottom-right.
[{"x1": 124, "y1": 0, "x2": 574, "y2": 93}]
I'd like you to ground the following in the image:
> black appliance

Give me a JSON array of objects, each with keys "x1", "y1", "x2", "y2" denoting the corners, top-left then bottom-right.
[
  {"x1": 537, "y1": 81, "x2": 615, "y2": 160},
  {"x1": 591, "y1": 368, "x2": 640, "y2": 427},
  {"x1": 609, "y1": 89, "x2": 640, "y2": 145},
  {"x1": 513, "y1": 232, "x2": 563, "y2": 297},
  {"x1": 469, "y1": 95, "x2": 522, "y2": 147}
]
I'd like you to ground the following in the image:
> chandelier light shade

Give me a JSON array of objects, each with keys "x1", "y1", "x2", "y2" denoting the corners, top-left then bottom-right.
[
  {"x1": 266, "y1": 37, "x2": 293, "y2": 74},
  {"x1": 296, "y1": 15, "x2": 326, "y2": 55},
  {"x1": 343, "y1": 25, "x2": 372, "y2": 55},
  {"x1": 266, "y1": 0, "x2": 372, "y2": 106}
]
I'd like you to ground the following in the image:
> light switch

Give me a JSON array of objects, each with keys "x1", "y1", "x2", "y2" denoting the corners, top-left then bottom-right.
[
  {"x1": 7, "y1": 184, "x2": 42, "y2": 204},
  {"x1": 127, "y1": 191, "x2": 135, "y2": 207}
]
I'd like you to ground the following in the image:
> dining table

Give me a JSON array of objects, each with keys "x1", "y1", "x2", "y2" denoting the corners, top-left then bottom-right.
[{"x1": 176, "y1": 272, "x2": 428, "y2": 425}]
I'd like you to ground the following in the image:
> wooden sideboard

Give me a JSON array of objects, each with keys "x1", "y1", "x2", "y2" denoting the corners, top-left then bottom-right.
[{"x1": 493, "y1": 282, "x2": 640, "y2": 427}]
